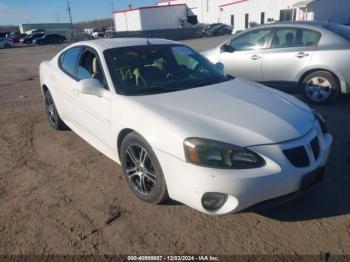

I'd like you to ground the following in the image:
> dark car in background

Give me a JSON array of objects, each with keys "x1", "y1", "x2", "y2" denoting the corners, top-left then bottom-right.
[
  {"x1": 7, "y1": 32, "x2": 27, "y2": 43},
  {"x1": 23, "y1": 33, "x2": 45, "y2": 44},
  {"x1": 33, "y1": 34, "x2": 66, "y2": 45},
  {"x1": 200, "y1": 23, "x2": 233, "y2": 37},
  {"x1": 0, "y1": 32, "x2": 10, "y2": 38}
]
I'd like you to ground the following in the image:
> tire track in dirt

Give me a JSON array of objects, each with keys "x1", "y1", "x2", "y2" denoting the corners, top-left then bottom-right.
[{"x1": 0, "y1": 112, "x2": 128, "y2": 254}]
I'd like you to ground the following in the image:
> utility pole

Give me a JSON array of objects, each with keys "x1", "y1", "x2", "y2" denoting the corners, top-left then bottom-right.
[
  {"x1": 55, "y1": 13, "x2": 60, "y2": 23},
  {"x1": 111, "y1": 1, "x2": 114, "y2": 31},
  {"x1": 67, "y1": 1, "x2": 73, "y2": 28}
]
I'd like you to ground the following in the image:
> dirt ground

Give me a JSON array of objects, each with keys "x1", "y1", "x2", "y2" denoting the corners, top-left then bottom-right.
[{"x1": 0, "y1": 36, "x2": 349, "y2": 256}]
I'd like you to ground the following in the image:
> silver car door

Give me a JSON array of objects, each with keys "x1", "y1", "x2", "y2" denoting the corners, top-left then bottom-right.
[
  {"x1": 262, "y1": 28, "x2": 320, "y2": 87},
  {"x1": 219, "y1": 28, "x2": 273, "y2": 82}
]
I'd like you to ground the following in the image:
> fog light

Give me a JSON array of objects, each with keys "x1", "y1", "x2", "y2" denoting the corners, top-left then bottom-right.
[{"x1": 201, "y1": 192, "x2": 228, "y2": 211}]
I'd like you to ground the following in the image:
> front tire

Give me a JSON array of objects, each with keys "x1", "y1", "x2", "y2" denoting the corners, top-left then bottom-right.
[
  {"x1": 302, "y1": 71, "x2": 340, "y2": 105},
  {"x1": 120, "y1": 132, "x2": 169, "y2": 204},
  {"x1": 44, "y1": 90, "x2": 68, "y2": 130}
]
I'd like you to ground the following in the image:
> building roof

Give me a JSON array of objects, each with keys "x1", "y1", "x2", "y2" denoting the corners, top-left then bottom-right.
[
  {"x1": 219, "y1": 0, "x2": 249, "y2": 8},
  {"x1": 113, "y1": 4, "x2": 186, "y2": 14},
  {"x1": 292, "y1": 0, "x2": 315, "y2": 7},
  {"x1": 155, "y1": 0, "x2": 179, "y2": 4}
]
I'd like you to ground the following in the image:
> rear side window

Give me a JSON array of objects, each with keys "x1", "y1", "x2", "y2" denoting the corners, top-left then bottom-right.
[
  {"x1": 60, "y1": 47, "x2": 82, "y2": 77},
  {"x1": 271, "y1": 28, "x2": 320, "y2": 48}
]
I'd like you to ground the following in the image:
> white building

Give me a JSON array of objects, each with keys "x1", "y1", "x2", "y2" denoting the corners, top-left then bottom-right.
[
  {"x1": 113, "y1": 4, "x2": 188, "y2": 31},
  {"x1": 156, "y1": 0, "x2": 350, "y2": 32},
  {"x1": 19, "y1": 23, "x2": 72, "y2": 34}
]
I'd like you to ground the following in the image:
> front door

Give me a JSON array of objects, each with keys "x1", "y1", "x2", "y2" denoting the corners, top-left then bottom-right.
[
  {"x1": 219, "y1": 28, "x2": 273, "y2": 81},
  {"x1": 73, "y1": 48, "x2": 113, "y2": 148}
]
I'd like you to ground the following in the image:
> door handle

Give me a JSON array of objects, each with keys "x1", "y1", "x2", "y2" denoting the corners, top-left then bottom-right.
[
  {"x1": 296, "y1": 52, "x2": 309, "y2": 58},
  {"x1": 250, "y1": 55, "x2": 261, "y2": 60}
]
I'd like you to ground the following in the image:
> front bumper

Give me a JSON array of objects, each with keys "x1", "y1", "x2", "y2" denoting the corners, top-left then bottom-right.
[
  {"x1": 244, "y1": 166, "x2": 325, "y2": 212},
  {"x1": 154, "y1": 126, "x2": 333, "y2": 215}
]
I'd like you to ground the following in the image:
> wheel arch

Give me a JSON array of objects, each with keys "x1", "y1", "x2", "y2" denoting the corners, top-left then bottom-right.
[
  {"x1": 117, "y1": 128, "x2": 135, "y2": 161},
  {"x1": 41, "y1": 84, "x2": 49, "y2": 95},
  {"x1": 298, "y1": 67, "x2": 346, "y2": 93}
]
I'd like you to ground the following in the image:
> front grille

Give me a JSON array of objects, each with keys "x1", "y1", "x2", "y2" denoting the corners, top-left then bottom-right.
[
  {"x1": 310, "y1": 137, "x2": 320, "y2": 160},
  {"x1": 283, "y1": 146, "x2": 310, "y2": 167}
]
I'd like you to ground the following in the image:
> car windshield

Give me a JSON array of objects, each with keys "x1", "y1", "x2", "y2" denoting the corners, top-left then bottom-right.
[
  {"x1": 324, "y1": 24, "x2": 350, "y2": 40},
  {"x1": 104, "y1": 44, "x2": 231, "y2": 95}
]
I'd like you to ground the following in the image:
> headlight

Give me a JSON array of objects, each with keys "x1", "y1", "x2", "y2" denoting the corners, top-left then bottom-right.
[
  {"x1": 313, "y1": 111, "x2": 328, "y2": 134},
  {"x1": 184, "y1": 138, "x2": 265, "y2": 169}
]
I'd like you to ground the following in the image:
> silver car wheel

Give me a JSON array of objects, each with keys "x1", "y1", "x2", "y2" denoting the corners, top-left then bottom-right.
[
  {"x1": 305, "y1": 76, "x2": 332, "y2": 102},
  {"x1": 125, "y1": 144, "x2": 157, "y2": 196}
]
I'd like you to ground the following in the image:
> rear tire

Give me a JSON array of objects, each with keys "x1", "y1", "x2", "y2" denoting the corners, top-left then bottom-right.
[
  {"x1": 301, "y1": 71, "x2": 340, "y2": 105},
  {"x1": 44, "y1": 90, "x2": 68, "y2": 130},
  {"x1": 120, "y1": 132, "x2": 169, "y2": 204}
]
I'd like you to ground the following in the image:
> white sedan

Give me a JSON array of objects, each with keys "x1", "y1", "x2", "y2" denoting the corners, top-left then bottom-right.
[{"x1": 39, "y1": 38, "x2": 333, "y2": 215}]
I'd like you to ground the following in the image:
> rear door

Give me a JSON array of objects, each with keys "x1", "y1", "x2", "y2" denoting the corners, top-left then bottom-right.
[
  {"x1": 54, "y1": 46, "x2": 83, "y2": 124},
  {"x1": 218, "y1": 28, "x2": 273, "y2": 81},
  {"x1": 261, "y1": 27, "x2": 320, "y2": 88}
]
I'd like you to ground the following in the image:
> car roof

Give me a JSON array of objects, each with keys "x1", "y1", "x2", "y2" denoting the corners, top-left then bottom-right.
[{"x1": 71, "y1": 38, "x2": 179, "y2": 52}]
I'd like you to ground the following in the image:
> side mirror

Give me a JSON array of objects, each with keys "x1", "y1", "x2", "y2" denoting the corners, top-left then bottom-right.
[
  {"x1": 215, "y1": 62, "x2": 224, "y2": 73},
  {"x1": 78, "y1": 78, "x2": 105, "y2": 97},
  {"x1": 221, "y1": 44, "x2": 235, "y2": 53}
]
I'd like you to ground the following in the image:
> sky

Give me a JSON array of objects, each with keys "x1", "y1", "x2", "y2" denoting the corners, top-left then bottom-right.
[{"x1": 0, "y1": 0, "x2": 157, "y2": 25}]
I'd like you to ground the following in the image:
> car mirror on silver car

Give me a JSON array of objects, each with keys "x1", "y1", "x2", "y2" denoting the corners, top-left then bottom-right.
[
  {"x1": 221, "y1": 44, "x2": 235, "y2": 53},
  {"x1": 78, "y1": 79, "x2": 105, "y2": 97}
]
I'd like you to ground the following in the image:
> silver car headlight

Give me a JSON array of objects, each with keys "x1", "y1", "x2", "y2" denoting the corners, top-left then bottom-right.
[{"x1": 184, "y1": 138, "x2": 265, "y2": 169}]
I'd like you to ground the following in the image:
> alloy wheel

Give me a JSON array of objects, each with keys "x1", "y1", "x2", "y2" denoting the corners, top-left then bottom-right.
[
  {"x1": 124, "y1": 144, "x2": 157, "y2": 195},
  {"x1": 305, "y1": 76, "x2": 332, "y2": 102},
  {"x1": 45, "y1": 94, "x2": 57, "y2": 125}
]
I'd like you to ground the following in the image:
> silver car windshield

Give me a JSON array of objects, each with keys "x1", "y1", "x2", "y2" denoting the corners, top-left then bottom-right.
[{"x1": 104, "y1": 44, "x2": 231, "y2": 95}]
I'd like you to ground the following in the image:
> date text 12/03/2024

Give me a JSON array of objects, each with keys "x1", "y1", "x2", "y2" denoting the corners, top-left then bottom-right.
[{"x1": 127, "y1": 256, "x2": 219, "y2": 261}]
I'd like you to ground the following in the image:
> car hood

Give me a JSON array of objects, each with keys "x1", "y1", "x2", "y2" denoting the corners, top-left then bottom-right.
[{"x1": 131, "y1": 78, "x2": 314, "y2": 148}]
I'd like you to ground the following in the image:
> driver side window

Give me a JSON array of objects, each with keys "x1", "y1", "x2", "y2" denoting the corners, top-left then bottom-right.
[
  {"x1": 77, "y1": 49, "x2": 108, "y2": 89},
  {"x1": 172, "y1": 47, "x2": 199, "y2": 70},
  {"x1": 230, "y1": 29, "x2": 272, "y2": 51}
]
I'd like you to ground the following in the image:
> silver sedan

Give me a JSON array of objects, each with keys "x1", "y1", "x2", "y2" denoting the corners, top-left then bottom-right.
[{"x1": 203, "y1": 21, "x2": 350, "y2": 104}]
